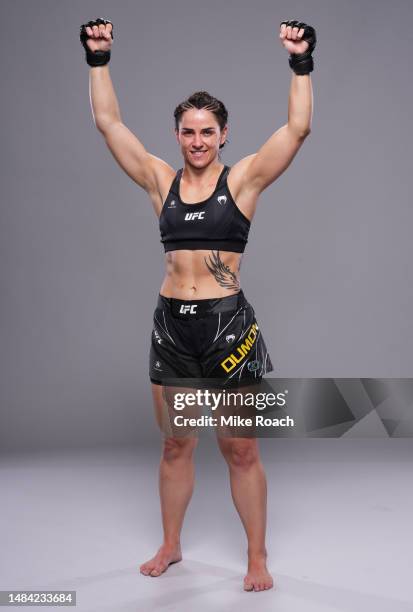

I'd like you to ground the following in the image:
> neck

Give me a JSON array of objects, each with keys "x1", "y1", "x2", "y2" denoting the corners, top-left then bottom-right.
[{"x1": 182, "y1": 160, "x2": 224, "y2": 185}]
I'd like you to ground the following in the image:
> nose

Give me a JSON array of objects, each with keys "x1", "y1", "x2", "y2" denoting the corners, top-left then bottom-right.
[{"x1": 193, "y1": 133, "x2": 203, "y2": 148}]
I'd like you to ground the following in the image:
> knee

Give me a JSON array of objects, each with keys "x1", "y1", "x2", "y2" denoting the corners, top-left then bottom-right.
[
  {"x1": 219, "y1": 439, "x2": 259, "y2": 470},
  {"x1": 162, "y1": 436, "x2": 198, "y2": 463}
]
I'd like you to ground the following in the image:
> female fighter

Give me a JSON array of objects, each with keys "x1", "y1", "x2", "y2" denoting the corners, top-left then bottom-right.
[{"x1": 79, "y1": 17, "x2": 315, "y2": 592}]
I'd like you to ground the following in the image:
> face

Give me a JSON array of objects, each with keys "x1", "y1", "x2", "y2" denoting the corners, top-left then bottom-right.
[{"x1": 175, "y1": 108, "x2": 228, "y2": 168}]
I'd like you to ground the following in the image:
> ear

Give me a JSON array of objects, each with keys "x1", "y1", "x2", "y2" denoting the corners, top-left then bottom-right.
[
  {"x1": 220, "y1": 124, "x2": 228, "y2": 146},
  {"x1": 174, "y1": 128, "x2": 180, "y2": 144}
]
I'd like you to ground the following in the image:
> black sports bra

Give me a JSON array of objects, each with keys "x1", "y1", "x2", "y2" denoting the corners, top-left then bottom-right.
[{"x1": 159, "y1": 165, "x2": 251, "y2": 253}]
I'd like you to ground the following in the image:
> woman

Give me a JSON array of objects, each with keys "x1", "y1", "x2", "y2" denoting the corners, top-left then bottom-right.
[{"x1": 80, "y1": 17, "x2": 315, "y2": 592}]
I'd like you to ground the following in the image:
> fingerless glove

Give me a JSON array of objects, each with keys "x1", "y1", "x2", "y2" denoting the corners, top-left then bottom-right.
[{"x1": 79, "y1": 18, "x2": 114, "y2": 67}]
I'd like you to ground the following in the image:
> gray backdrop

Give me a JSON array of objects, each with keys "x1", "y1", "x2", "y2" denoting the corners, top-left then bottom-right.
[{"x1": 1, "y1": 0, "x2": 412, "y2": 452}]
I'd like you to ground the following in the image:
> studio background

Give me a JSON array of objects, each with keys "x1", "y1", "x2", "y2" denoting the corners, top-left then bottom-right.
[{"x1": 1, "y1": 0, "x2": 412, "y2": 452}]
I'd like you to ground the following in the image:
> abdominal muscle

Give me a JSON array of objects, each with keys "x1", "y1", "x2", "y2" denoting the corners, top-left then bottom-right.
[{"x1": 159, "y1": 249, "x2": 242, "y2": 300}]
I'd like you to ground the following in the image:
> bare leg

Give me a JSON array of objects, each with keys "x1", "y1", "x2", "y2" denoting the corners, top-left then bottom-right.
[
  {"x1": 217, "y1": 436, "x2": 274, "y2": 592},
  {"x1": 140, "y1": 384, "x2": 198, "y2": 577}
]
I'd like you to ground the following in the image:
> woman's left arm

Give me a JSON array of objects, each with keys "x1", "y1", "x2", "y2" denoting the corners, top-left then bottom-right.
[
  {"x1": 288, "y1": 72, "x2": 313, "y2": 137},
  {"x1": 233, "y1": 21, "x2": 316, "y2": 196}
]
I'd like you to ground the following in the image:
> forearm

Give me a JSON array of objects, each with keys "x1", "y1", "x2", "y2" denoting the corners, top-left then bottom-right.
[
  {"x1": 89, "y1": 65, "x2": 122, "y2": 131},
  {"x1": 287, "y1": 73, "x2": 313, "y2": 136}
]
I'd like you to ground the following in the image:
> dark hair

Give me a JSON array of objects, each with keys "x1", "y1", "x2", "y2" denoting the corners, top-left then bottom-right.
[{"x1": 174, "y1": 91, "x2": 229, "y2": 149}]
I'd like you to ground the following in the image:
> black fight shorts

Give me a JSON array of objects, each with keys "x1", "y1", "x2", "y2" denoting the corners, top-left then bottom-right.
[{"x1": 149, "y1": 290, "x2": 274, "y2": 388}]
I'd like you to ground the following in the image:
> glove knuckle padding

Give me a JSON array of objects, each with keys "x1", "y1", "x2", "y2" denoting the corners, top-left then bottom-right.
[{"x1": 79, "y1": 17, "x2": 114, "y2": 67}]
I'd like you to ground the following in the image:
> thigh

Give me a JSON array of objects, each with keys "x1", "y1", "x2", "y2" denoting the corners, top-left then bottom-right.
[
  {"x1": 212, "y1": 382, "x2": 260, "y2": 438},
  {"x1": 151, "y1": 383, "x2": 202, "y2": 439}
]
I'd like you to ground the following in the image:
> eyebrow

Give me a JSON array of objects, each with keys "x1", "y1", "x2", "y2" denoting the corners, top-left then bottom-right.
[{"x1": 180, "y1": 127, "x2": 216, "y2": 131}]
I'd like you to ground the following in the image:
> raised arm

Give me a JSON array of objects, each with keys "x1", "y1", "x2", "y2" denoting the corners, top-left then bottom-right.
[
  {"x1": 80, "y1": 18, "x2": 173, "y2": 198},
  {"x1": 233, "y1": 20, "x2": 316, "y2": 197}
]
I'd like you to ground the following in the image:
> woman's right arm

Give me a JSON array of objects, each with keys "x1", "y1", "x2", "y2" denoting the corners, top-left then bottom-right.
[{"x1": 82, "y1": 19, "x2": 173, "y2": 197}]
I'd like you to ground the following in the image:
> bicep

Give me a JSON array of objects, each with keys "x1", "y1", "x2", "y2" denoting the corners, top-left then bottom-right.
[
  {"x1": 243, "y1": 124, "x2": 308, "y2": 194},
  {"x1": 101, "y1": 121, "x2": 166, "y2": 193}
]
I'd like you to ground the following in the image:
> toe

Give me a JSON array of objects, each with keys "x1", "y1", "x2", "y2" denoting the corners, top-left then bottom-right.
[{"x1": 151, "y1": 561, "x2": 168, "y2": 577}]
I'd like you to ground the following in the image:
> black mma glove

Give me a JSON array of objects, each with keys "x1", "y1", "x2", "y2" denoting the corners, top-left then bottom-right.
[
  {"x1": 79, "y1": 18, "x2": 114, "y2": 67},
  {"x1": 280, "y1": 20, "x2": 317, "y2": 75}
]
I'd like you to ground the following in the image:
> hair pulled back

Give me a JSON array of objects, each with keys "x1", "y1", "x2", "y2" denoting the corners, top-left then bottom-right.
[{"x1": 174, "y1": 91, "x2": 229, "y2": 149}]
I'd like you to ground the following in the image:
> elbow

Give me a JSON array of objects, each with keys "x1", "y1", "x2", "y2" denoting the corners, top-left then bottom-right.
[
  {"x1": 94, "y1": 115, "x2": 121, "y2": 134},
  {"x1": 287, "y1": 123, "x2": 311, "y2": 140},
  {"x1": 94, "y1": 118, "x2": 105, "y2": 133},
  {"x1": 297, "y1": 127, "x2": 311, "y2": 139},
  {"x1": 94, "y1": 116, "x2": 108, "y2": 134}
]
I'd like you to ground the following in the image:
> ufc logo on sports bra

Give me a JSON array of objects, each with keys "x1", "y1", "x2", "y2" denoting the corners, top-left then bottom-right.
[
  {"x1": 184, "y1": 211, "x2": 205, "y2": 221},
  {"x1": 179, "y1": 304, "x2": 197, "y2": 314}
]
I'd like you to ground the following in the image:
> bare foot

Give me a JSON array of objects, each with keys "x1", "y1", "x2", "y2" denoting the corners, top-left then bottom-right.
[
  {"x1": 139, "y1": 543, "x2": 182, "y2": 577},
  {"x1": 243, "y1": 554, "x2": 274, "y2": 592}
]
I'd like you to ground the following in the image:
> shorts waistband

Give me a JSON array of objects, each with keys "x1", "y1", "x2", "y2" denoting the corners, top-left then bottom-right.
[{"x1": 157, "y1": 290, "x2": 248, "y2": 319}]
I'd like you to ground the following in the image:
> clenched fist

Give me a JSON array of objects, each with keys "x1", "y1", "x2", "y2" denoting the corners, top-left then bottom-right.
[
  {"x1": 80, "y1": 18, "x2": 114, "y2": 67},
  {"x1": 279, "y1": 20, "x2": 317, "y2": 75}
]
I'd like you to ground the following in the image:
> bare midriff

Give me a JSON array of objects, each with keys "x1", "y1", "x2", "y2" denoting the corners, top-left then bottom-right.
[{"x1": 159, "y1": 249, "x2": 243, "y2": 300}]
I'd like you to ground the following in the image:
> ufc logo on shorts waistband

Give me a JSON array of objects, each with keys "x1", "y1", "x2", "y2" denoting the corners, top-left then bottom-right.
[
  {"x1": 185, "y1": 211, "x2": 205, "y2": 221},
  {"x1": 179, "y1": 304, "x2": 198, "y2": 314}
]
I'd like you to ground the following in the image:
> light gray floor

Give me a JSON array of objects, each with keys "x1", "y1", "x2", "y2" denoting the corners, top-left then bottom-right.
[{"x1": 1, "y1": 440, "x2": 413, "y2": 611}]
